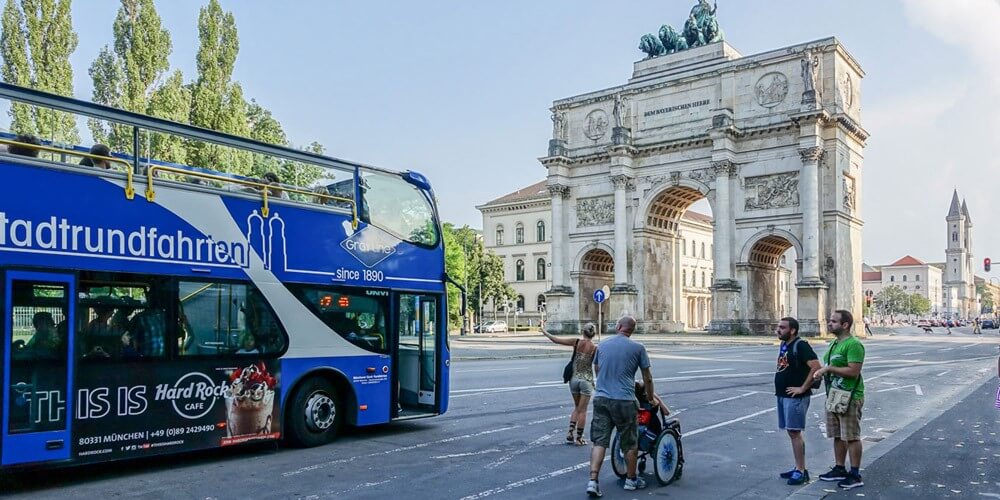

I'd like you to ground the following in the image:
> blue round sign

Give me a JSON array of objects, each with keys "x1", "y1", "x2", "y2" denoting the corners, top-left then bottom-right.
[{"x1": 593, "y1": 289, "x2": 606, "y2": 303}]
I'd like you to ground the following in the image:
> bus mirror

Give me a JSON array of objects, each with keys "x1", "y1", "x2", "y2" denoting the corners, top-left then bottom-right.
[{"x1": 403, "y1": 171, "x2": 432, "y2": 191}]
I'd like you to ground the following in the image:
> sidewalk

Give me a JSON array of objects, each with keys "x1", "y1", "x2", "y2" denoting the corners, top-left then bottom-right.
[
  {"x1": 453, "y1": 329, "x2": 826, "y2": 346},
  {"x1": 792, "y1": 374, "x2": 1000, "y2": 499}
]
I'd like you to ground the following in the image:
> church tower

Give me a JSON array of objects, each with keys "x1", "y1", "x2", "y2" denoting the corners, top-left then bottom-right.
[{"x1": 944, "y1": 190, "x2": 973, "y2": 318}]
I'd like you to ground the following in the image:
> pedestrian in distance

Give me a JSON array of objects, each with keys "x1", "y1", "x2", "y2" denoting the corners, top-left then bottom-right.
[
  {"x1": 813, "y1": 309, "x2": 866, "y2": 490},
  {"x1": 774, "y1": 317, "x2": 821, "y2": 485},
  {"x1": 974, "y1": 317, "x2": 982, "y2": 335},
  {"x1": 540, "y1": 321, "x2": 597, "y2": 445},
  {"x1": 863, "y1": 317, "x2": 873, "y2": 337},
  {"x1": 586, "y1": 315, "x2": 655, "y2": 497}
]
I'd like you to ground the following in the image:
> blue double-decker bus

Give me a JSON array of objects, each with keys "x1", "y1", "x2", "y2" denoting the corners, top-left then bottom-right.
[{"x1": 0, "y1": 83, "x2": 454, "y2": 469}]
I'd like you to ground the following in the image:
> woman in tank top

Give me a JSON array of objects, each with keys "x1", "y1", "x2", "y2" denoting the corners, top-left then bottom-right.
[{"x1": 541, "y1": 322, "x2": 597, "y2": 445}]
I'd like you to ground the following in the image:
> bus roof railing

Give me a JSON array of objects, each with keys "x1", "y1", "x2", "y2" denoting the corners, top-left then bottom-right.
[{"x1": 0, "y1": 82, "x2": 400, "y2": 176}]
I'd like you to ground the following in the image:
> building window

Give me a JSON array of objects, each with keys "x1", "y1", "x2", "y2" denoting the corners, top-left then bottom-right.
[
  {"x1": 916, "y1": 275, "x2": 920, "y2": 281},
  {"x1": 701, "y1": 242, "x2": 705, "y2": 258},
  {"x1": 496, "y1": 226, "x2": 504, "y2": 246},
  {"x1": 516, "y1": 260, "x2": 525, "y2": 281},
  {"x1": 692, "y1": 271, "x2": 697, "y2": 286},
  {"x1": 515, "y1": 223, "x2": 524, "y2": 244},
  {"x1": 701, "y1": 271, "x2": 706, "y2": 288},
  {"x1": 516, "y1": 295, "x2": 525, "y2": 312},
  {"x1": 682, "y1": 270, "x2": 686, "y2": 286},
  {"x1": 953, "y1": 232, "x2": 958, "y2": 242},
  {"x1": 536, "y1": 221, "x2": 545, "y2": 242},
  {"x1": 903, "y1": 275, "x2": 907, "y2": 282},
  {"x1": 536, "y1": 258, "x2": 546, "y2": 280},
  {"x1": 916, "y1": 285, "x2": 920, "y2": 290},
  {"x1": 682, "y1": 239, "x2": 686, "y2": 256},
  {"x1": 890, "y1": 276, "x2": 895, "y2": 282},
  {"x1": 536, "y1": 294, "x2": 546, "y2": 311},
  {"x1": 692, "y1": 240, "x2": 696, "y2": 256}
]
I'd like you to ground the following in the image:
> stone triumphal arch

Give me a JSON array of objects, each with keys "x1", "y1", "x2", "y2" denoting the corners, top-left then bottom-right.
[{"x1": 542, "y1": 37, "x2": 867, "y2": 336}]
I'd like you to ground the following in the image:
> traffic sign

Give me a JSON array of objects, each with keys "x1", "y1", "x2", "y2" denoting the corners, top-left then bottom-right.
[{"x1": 594, "y1": 289, "x2": 606, "y2": 303}]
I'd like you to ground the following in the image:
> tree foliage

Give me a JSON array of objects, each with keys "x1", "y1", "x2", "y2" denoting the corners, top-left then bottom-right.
[{"x1": 1, "y1": 0, "x2": 78, "y2": 143}]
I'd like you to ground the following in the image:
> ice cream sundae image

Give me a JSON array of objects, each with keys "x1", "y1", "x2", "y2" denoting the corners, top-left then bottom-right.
[{"x1": 225, "y1": 362, "x2": 277, "y2": 436}]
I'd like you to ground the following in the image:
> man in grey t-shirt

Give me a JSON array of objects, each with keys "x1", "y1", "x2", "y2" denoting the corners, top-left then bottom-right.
[{"x1": 586, "y1": 315, "x2": 655, "y2": 497}]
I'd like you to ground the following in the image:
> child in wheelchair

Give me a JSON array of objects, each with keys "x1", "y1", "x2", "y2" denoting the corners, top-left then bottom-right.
[
  {"x1": 635, "y1": 382, "x2": 671, "y2": 447},
  {"x1": 610, "y1": 382, "x2": 683, "y2": 486}
]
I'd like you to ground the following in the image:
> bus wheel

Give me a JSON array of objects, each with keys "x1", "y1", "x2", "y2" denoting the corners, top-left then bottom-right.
[{"x1": 287, "y1": 378, "x2": 342, "y2": 447}]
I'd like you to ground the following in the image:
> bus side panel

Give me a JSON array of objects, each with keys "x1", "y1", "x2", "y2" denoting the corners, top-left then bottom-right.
[
  {"x1": 280, "y1": 355, "x2": 391, "y2": 427},
  {"x1": 71, "y1": 359, "x2": 282, "y2": 464},
  {"x1": 439, "y1": 346, "x2": 449, "y2": 415}
]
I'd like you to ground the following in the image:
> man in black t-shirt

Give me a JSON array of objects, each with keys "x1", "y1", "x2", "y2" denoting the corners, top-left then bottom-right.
[{"x1": 775, "y1": 317, "x2": 821, "y2": 485}]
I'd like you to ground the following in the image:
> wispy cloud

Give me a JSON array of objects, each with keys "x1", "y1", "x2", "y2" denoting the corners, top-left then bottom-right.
[{"x1": 901, "y1": 0, "x2": 1000, "y2": 88}]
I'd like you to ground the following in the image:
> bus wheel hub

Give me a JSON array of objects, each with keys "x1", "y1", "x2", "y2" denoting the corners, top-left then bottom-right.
[{"x1": 305, "y1": 393, "x2": 336, "y2": 431}]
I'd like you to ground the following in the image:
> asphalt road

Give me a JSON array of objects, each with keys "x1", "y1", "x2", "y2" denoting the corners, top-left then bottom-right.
[{"x1": 1, "y1": 329, "x2": 996, "y2": 499}]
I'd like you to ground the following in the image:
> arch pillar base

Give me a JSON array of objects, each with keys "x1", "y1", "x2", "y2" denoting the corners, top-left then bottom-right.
[
  {"x1": 541, "y1": 288, "x2": 576, "y2": 334},
  {"x1": 708, "y1": 280, "x2": 742, "y2": 334},
  {"x1": 796, "y1": 282, "x2": 828, "y2": 337},
  {"x1": 608, "y1": 286, "x2": 638, "y2": 329}
]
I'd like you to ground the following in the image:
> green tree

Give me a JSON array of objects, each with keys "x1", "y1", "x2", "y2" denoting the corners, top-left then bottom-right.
[
  {"x1": 1, "y1": 0, "x2": 78, "y2": 143},
  {"x1": 88, "y1": 0, "x2": 174, "y2": 153},
  {"x1": 977, "y1": 283, "x2": 994, "y2": 313},
  {"x1": 905, "y1": 293, "x2": 931, "y2": 316},
  {"x1": 187, "y1": 0, "x2": 251, "y2": 175},
  {"x1": 1, "y1": 0, "x2": 32, "y2": 133},
  {"x1": 146, "y1": 69, "x2": 191, "y2": 163},
  {"x1": 442, "y1": 224, "x2": 468, "y2": 330},
  {"x1": 874, "y1": 285, "x2": 909, "y2": 317}
]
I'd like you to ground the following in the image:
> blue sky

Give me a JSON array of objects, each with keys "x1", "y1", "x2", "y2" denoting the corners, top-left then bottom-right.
[{"x1": 58, "y1": 0, "x2": 1000, "y2": 275}]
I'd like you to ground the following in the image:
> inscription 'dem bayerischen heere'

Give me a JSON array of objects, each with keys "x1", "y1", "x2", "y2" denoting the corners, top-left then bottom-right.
[{"x1": 643, "y1": 99, "x2": 711, "y2": 117}]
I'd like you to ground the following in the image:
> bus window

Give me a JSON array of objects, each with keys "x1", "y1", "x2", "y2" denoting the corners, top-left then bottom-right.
[
  {"x1": 286, "y1": 285, "x2": 389, "y2": 353},
  {"x1": 178, "y1": 281, "x2": 285, "y2": 357},
  {"x1": 77, "y1": 274, "x2": 168, "y2": 361},
  {"x1": 361, "y1": 170, "x2": 439, "y2": 247},
  {"x1": 8, "y1": 280, "x2": 69, "y2": 434}
]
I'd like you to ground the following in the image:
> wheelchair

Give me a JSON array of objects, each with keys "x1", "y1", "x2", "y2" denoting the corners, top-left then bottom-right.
[{"x1": 609, "y1": 406, "x2": 684, "y2": 486}]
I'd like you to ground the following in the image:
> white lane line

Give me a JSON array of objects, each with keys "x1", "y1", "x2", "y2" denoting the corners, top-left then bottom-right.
[
  {"x1": 486, "y1": 432, "x2": 555, "y2": 469},
  {"x1": 459, "y1": 367, "x2": 529, "y2": 373},
  {"x1": 678, "y1": 368, "x2": 735, "y2": 374},
  {"x1": 960, "y1": 343, "x2": 982, "y2": 349},
  {"x1": 649, "y1": 353, "x2": 772, "y2": 363},
  {"x1": 432, "y1": 449, "x2": 502, "y2": 459},
  {"x1": 936, "y1": 371, "x2": 951, "y2": 377},
  {"x1": 866, "y1": 356, "x2": 884, "y2": 360},
  {"x1": 459, "y1": 459, "x2": 604, "y2": 500},
  {"x1": 281, "y1": 415, "x2": 565, "y2": 477},
  {"x1": 706, "y1": 391, "x2": 760, "y2": 405},
  {"x1": 941, "y1": 347, "x2": 956, "y2": 351},
  {"x1": 686, "y1": 407, "x2": 777, "y2": 437},
  {"x1": 900, "y1": 351, "x2": 926, "y2": 356},
  {"x1": 452, "y1": 371, "x2": 774, "y2": 397}
]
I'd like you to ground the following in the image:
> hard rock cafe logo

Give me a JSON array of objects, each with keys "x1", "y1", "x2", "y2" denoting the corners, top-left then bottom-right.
[{"x1": 154, "y1": 372, "x2": 229, "y2": 420}]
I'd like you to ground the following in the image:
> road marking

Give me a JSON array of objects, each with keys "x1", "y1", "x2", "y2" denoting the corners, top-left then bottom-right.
[
  {"x1": 486, "y1": 432, "x2": 555, "y2": 469},
  {"x1": 866, "y1": 356, "x2": 884, "y2": 360},
  {"x1": 678, "y1": 368, "x2": 735, "y2": 374},
  {"x1": 452, "y1": 371, "x2": 774, "y2": 397},
  {"x1": 706, "y1": 391, "x2": 760, "y2": 405},
  {"x1": 431, "y1": 449, "x2": 502, "y2": 459},
  {"x1": 900, "y1": 351, "x2": 925, "y2": 356},
  {"x1": 281, "y1": 415, "x2": 565, "y2": 477},
  {"x1": 941, "y1": 347, "x2": 956, "y2": 351},
  {"x1": 936, "y1": 371, "x2": 951, "y2": 377},
  {"x1": 876, "y1": 384, "x2": 923, "y2": 396},
  {"x1": 459, "y1": 459, "x2": 605, "y2": 500},
  {"x1": 649, "y1": 353, "x2": 771, "y2": 363},
  {"x1": 459, "y1": 367, "x2": 529, "y2": 373},
  {"x1": 960, "y1": 343, "x2": 982, "y2": 349}
]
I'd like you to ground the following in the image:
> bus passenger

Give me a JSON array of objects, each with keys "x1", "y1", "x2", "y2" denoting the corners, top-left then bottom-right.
[
  {"x1": 25, "y1": 312, "x2": 60, "y2": 356},
  {"x1": 263, "y1": 172, "x2": 289, "y2": 200},
  {"x1": 236, "y1": 333, "x2": 260, "y2": 355},
  {"x1": 79, "y1": 306, "x2": 116, "y2": 359},
  {"x1": 79, "y1": 144, "x2": 112, "y2": 169},
  {"x1": 129, "y1": 306, "x2": 166, "y2": 357},
  {"x1": 119, "y1": 331, "x2": 141, "y2": 360},
  {"x1": 8, "y1": 134, "x2": 41, "y2": 157}
]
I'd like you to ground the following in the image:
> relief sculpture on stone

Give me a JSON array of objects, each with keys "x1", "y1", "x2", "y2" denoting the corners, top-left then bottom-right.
[
  {"x1": 576, "y1": 197, "x2": 615, "y2": 227},
  {"x1": 744, "y1": 172, "x2": 800, "y2": 210}
]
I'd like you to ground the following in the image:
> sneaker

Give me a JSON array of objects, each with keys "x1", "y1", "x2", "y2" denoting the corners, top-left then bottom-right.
[
  {"x1": 838, "y1": 474, "x2": 864, "y2": 489},
  {"x1": 586, "y1": 480, "x2": 602, "y2": 498},
  {"x1": 623, "y1": 477, "x2": 647, "y2": 491},
  {"x1": 818, "y1": 465, "x2": 848, "y2": 481},
  {"x1": 779, "y1": 467, "x2": 797, "y2": 479},
  {"x1": 786, "y1": 469, "x2": 810, "y2": 485}
]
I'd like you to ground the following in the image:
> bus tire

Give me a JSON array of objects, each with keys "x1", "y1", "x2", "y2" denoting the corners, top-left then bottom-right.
[{"x1": 286, "y1": 377, "x2": 342, "y2": 447}]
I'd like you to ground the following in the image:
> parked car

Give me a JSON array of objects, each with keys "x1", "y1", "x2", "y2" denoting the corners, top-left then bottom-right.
[
  {"x1": 480, "y1": 321, "x2": 508, "y2": 333},
  {"x1": 982, "y1": 319, "x2": 997, "y2": 329},
  {"x1": 916, "y1": 319, "x2": 931, "y2": 328}
]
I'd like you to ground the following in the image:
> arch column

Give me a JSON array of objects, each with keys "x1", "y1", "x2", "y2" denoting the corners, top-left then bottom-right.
[
  {"x1": 608, "y1": 146, "x2": 638, "y2": 323},
  {"x1": 709, "y1": 159, "x2": 742, "y2": 334}
]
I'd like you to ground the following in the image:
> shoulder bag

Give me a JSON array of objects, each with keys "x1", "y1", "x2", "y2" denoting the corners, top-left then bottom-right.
[{"x1": 563, "y1": 339, "x2": 579, "y2": 383}]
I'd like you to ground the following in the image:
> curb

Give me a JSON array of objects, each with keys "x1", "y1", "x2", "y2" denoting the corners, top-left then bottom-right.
[{"x1": 785, "y1": 370, "x2": 997, "y2": 499}]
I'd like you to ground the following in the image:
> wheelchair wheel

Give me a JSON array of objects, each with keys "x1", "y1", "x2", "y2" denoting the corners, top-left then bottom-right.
[
  {"x1": 609, "y1": 429, "x2": 627, "y2": 479},
  {"x1": 653, "y1": 429, "x2": 683, "y2": 485}
]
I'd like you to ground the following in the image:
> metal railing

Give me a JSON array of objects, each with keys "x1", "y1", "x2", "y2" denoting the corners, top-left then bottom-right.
[{"x1": 0, "y1": 138, "x2": 136, "y2": 199}]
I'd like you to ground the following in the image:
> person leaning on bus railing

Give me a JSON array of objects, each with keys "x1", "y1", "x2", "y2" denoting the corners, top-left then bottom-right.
[
  {"x1": 79, "y1": 144, "x2": 113, "y2": 169},
  {"x1": 263, "y1": 172, "x2": 289, "y2": 200},
  {"x1": 8, "y1": 133, "x2": 41, "y2": 158}
]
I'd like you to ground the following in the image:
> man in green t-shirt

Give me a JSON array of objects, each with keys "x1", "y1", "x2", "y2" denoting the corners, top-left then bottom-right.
[{"x1": 813, "y1": 309, "x2": 865, "y2": 490}]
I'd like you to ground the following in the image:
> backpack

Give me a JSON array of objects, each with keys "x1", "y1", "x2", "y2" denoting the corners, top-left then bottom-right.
[{"x1": 790, "y1": 337, "x2": 822, "y2": 390}]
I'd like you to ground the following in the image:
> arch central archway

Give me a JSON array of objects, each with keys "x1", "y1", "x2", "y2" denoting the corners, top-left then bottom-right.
[
  {"x1": 635, "y1": 184, "x2": 715, "y2": 331},
  {"x1": 576, "y1": 248, "x2": 614, "y2": 325}
]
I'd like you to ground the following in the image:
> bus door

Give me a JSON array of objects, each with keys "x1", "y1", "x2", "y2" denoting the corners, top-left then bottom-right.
[
  {"x1": 396, "y1": 294, "x2": 438, "y2": 414},
  {"x1": 2, "y1": 272, "x2": 75, "y2": 466}
]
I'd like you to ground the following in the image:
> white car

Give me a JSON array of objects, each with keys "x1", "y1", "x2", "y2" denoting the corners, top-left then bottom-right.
[{"x1": 482, "y1": 321, "x2": 508, "y2": 333}]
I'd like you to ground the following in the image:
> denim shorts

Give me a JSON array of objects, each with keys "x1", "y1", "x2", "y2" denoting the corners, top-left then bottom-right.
[
  {"x1": 776, "y1": 396, "x2": 810, "y2": 431},
  {"x1": 569, "y1": 378, "x2": 594, "y2": 396}
]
